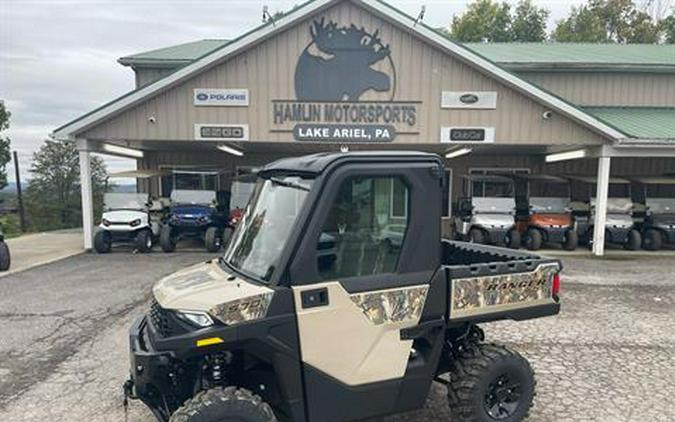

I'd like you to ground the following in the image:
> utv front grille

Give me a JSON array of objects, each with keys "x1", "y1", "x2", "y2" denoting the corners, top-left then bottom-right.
[{"x1": 149, "y1": 299, "x2": 173, "y2": 338}]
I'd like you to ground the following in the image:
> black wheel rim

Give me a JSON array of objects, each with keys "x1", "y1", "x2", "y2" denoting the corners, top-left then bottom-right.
[{"x1": 484, "y1": 373, "x2": 522, "y2": 420}]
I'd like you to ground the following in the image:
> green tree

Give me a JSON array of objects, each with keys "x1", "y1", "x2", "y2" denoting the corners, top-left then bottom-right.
[
  {"x1": 552, "y1": 5, "x2": 609, "y2": 42},
  {"x1": 661, "y1": 13, "x2": 675, "y2": 43},
  {"x1": 0, "y1": 102, "x2": 13, "y2": 190},
  {"x1": 450, "y1": 0, "x2": 514, "y2": 42},
  {"x1": 24, "y1": 139, "x2": 108, "y2": 231},
  {"x1": 511, "y1": 0, "x2": 551, "y2": 41}
]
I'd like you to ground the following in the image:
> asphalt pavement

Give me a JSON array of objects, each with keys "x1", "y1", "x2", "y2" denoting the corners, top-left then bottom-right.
[{"x1": 0, "y1": 251, "x2": 674, "y2": 421}]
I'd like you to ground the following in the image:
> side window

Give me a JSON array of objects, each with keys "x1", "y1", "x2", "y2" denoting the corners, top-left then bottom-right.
[{"x1": 317, "y1": 176, "x2": 410, "y2": 280}]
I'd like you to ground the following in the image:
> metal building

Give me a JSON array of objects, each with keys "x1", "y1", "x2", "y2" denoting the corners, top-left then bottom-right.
[{"x1": 53, "y1": 0, "x2": 675, "y2": 255}]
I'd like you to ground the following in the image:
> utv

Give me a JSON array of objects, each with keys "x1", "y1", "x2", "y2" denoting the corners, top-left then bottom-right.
[
  {"x1": 631, "y1": 177, "x2": 675, "y2": 250},
  {"x1": 512, "y1": 175, "x2": 578, "y2": 251},
  {"x1": 454, "y1": 174, "x2": 520, "y2": 248},
  {"x1": 568, "y1": 176, "x2": 641, "y2": 250},
  {"x1": 124, "y1": 152, "x2": 562, "y2": 422},
  {"x1": 0, "y1": 228, "x2": 10, "y2": 271},
  {"x1": 94, "y1": 192, "x2": 163, "y2": 253},
  {"x1": 160, "y1": 190, "x2": 227, "y2": 253}
]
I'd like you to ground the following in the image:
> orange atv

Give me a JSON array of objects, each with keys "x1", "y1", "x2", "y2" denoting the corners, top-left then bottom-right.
[{"x1": 512, "y1": 174, "x2": 578, "y2": 251}]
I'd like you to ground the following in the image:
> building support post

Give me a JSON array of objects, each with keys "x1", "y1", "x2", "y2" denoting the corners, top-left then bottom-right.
[
  {"x1": 592, "y1": 156, "x2": 611, "y2": 256},
  {"x1": 78, "y1": 140, "x2": 94, "y2": 250}
]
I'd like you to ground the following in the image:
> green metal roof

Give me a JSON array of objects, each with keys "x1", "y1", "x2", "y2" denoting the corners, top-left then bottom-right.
[
  {"x1": 464, "y1": 43, "x2": 675, "y2": 72},
  {"x1": 118, "y1": 39, "x2": 229, "y2": 67},
  {"x1": 583, "y1": 107, "x2": 675, "y2": 140}
]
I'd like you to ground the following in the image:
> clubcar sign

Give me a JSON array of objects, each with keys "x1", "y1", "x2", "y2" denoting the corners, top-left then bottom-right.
[
  {"x1": 194, "y1": 89, "x2": 249, "y2": 107},
  {"x1": 272, "y1": 18, "x2": 420, "y2": 143}
]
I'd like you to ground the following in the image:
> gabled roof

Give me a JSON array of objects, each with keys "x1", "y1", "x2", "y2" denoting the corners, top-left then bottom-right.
[
  {"x1": 465, "y1": 43, "x2": 675, "y2": 73},
  {"x1": 53, "y1": 0, "x2": 626, "y2": 141},
  {"x1": 584, "y1": 107, "x2": 675, "y2": 141},
  {"x1": 118, "y1": 39, "x2": 230, "y2": 67}
]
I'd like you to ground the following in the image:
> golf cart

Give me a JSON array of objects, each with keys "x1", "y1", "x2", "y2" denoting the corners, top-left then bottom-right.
[
  {"x1": 0, "y1": 228, "x2": 10, "y2": 271},
  {"x1": 454, "y1": 174, "x2": 520, "y2": 248},
  {"x1": 631, "y1": 177, "x2": 675, "y2": 250},
  {"x1": 160, "y1": 189, "x2": 227, "y2": 253},
  {"x1": 94, "y1": 192, "x2": 165, "y2": 253},
  {"x1": 568, "y1": 176, "x2": 641, "y2": 250},
  {"x1": 512, "y1": 174, "x2": 578, "y2": 250}
]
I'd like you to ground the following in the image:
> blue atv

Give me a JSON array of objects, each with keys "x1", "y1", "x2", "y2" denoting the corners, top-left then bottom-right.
[{"x1": 159, "y1": 190, "x2": 227, "y2": 253}]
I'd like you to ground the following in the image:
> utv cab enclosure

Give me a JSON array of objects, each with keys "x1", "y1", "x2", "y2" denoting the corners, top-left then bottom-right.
[
  {"x1": 454, "y1": 174, "x2": 520, "y2": 248},
  {"x1": 631, "y1": 177, "x2": 675, "y2": 250},
  {"x1": 160, "y1": 189, "x2": 227, "y2": 253},
  {"x1": 512, "y1": 175, "x2": 578, "y2": 251},
  {"x1": 568, "y1": 176, "x2": 641, "y2": 250},
  {"x1": 125, "y1": 152, "x2": 561, "y2": 422}
]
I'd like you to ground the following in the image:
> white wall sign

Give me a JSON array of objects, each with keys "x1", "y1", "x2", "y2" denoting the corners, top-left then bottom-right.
[
  {"x1": 194, "y1": 124, "x2": 249, "y2": 141},
  {"x1": 194, "y1": 89, "x2": 249, "y2": 107},
  {"x1": 441, "y1": 91, "x2": 497, "y2": 109},
  {"x1": 441, "y1": 127, "x2": 495, "y2": 143}
]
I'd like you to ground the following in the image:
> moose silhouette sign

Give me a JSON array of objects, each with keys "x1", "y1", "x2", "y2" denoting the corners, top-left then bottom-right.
[
  {"x1": 295, "y1": 18, "x2": 393, "y2": 101},
  {"x1": 272, "y1": 18, "x2": 420, "y2": 143}
]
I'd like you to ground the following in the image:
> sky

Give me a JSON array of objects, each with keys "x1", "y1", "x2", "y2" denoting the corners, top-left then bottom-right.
[{"x1": 0, "y1": 0, "x2": 586, "y2": 182}]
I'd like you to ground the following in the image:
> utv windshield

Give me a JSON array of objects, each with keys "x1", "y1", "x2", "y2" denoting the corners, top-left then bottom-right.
[
  {"x1": 223, "y1": 175, "x2": 313, "y2": 282},
  {"x1": 104, "y1": 193, "x2": 149, "y2": 211},
  {"x1": 171, "y1": 189, "x2": 216, "y2": 206}
]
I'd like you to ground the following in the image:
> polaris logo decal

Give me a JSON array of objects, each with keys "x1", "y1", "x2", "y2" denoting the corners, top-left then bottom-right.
[{"x1": 194, "y1": 89, "x2": 249, "y2": 107}]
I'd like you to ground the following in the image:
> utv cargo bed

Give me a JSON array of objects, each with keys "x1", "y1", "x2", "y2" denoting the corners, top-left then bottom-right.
[{"x1": 442, "y1": 239, "x2": 561, "y2": 323}]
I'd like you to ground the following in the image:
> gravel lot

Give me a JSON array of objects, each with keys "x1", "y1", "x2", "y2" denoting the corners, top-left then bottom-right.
[{"x1": 0, "y1": 252, "x2": 674, "y2": 421}]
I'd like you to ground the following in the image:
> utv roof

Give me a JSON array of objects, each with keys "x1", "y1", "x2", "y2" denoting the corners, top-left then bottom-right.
[
  {"x1": 631, "y1": 176, "x2": 675, "y2": 185},
  {"x1": 565, "y1": 175, "x2": 631, "y2": 184},
  {"x1": 461, "y1": 174, "x2": 514, "y2": 183},
  {"x1": 511, "y1": 174, "x2": 568, "y2": 183},
  {"x1": 260, "y1": 151, "x2": 441, "y2": 175}
]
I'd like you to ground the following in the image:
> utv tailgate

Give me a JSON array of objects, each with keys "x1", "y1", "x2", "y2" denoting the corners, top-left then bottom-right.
[{"x1": 442, "y1": 240, "x2": 561, "y2": 323}]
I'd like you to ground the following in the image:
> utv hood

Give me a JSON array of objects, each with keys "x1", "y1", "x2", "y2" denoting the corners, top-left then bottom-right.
[
  {"x1": 102, "y1": 209, "x2": 146, "y2": 223},
  {"x1": 153, "y1": 260, "x2": 273, "y2": 312},
  {"x1": 170, "y1": 204, "x2": 214, "y2": 218}
]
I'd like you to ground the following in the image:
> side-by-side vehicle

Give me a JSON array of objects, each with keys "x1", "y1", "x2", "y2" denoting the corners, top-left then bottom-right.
[
  {"x1": 454, "y1": 174, "x2": 520, "y2": 248},
  {"x1": 124, "y1": 152, "x2": 561, "y2": 422}
]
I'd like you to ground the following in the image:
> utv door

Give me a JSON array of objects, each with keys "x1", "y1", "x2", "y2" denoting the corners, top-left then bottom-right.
[{"x1": 288, "y1": 161, "x2": 446, "y2": 422}]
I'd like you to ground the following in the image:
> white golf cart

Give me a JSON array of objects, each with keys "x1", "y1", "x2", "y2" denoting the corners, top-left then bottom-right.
[{"x1": 94, "y1": 171, "x2": 167, "y2": 253}]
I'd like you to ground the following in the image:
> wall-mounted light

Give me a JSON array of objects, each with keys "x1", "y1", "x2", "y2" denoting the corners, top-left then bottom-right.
[
  {"x1": 445, "y1": 147, "x2": 472, "y2": 159},
  {"x1": 545, "y1": 149, "x2": 587, "y2": 163},
  {"x1": 217, "y1": 144, "x2": 244, "y2": 157},
  {"x1": 102, "y1": 143, "x2": 144, "y2": 158}
]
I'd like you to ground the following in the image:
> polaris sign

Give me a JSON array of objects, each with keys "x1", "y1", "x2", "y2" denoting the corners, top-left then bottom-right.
[{"x1": 193, "y1": 89, "x2": 249, "y2": 107}]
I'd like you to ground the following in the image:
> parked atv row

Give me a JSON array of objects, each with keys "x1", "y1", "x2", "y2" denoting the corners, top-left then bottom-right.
[
  {"x1": 94, "y1": 189, "x2": 240, "y2": 254},
  {"x1": 454, "y1": 173, "x2": 675, "y2": 251}
]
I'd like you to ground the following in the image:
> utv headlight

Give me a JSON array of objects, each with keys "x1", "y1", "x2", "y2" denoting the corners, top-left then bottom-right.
[
  {"x1": 208, "y1": 292, "x2": 273, "y2": 326},
  {"x1": 101, "y1": 218, "x2": 111, "y2": 227},
  {"x1": 175, "y1": 310, "x2": 214, "y2": 328},
  {"x1": 130, "y1": 218, "x2": 141, "y2": 227}
]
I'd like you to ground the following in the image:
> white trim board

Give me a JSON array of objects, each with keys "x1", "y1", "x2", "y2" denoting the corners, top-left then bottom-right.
[{"x1": 53, "y1": 0, "x2": 625, "y2": 142}]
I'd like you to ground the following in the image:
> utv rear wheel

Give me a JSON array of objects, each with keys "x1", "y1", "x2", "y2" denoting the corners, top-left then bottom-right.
[
  {"x1": 160, "y1": 226, "x2": 176, "y2": 253},
  {"x1": 0, "y1": 241, "x2": 10, "y2": 271},
  {"x1": 204, "y1": 226, "x2": 221, "y2": 252},
  {"x1": 642, "y1": 229, "x2": 662, "y2": 251},
  {"x1": 136, "y1": 229, "x2": 153, "y2": 253},
  {"x1": 469, "y1": 229, "x2": 486, "y2": 244},
  {"x1": 625, "y1": 229, "x2": 641, "y2": 251},
  {"x1": 94, "y1": 231, "x2": 112, "y2": 254},
  {"x1": 222, "y1": 226, "x2": 234, "y2": 247},
  {"x1": 447, "y1": 343, "x2": 535, "y2": 422},
  {"x1": 524, "y1": 228, "x2": 542, "y2": 251},
  {"x1": 562, "y1": 229, "x2": 578, "y2": 251},
  {"x1": 170, "y1": 387, "x2": 277, "y2": 422},
  {"x1": 506, "y1": 229, "x2": 520, "y2": 249}
]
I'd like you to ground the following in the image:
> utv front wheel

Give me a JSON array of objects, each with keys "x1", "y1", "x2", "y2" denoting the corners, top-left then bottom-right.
[
  {"x1": 625, "y1": 229, "x2": 641, "y2": 251},
  {"x1": 0, "y1": 241, "x2": 10, "y2": 271},
  {"x1": 642, "y1": 229, "x2": 662, "y2": 251},
  {"x1": 94, "y1": 231, "x2": 112, "y2": 254},
  {"x1": 136, "y1": 229, "x2": 153, "y2": 253},
  {"x1": 204, "y1": 226, "x2": 221, "y2": 252},
  {"x1": 447, "y1": 343, "x2": 535, "y2": 422},
  {"x1": 524, "y1": 228, "x2": 542, "y2": 250},
  {"x1": 170, "y1": 387, "x2": 277, "y2": 422},
  {"x1": 562, "y1": 229, "x2": 579, "y2": 251},
  {"x1": 506, "y1": 229, "x2": 521, "y2": 249},
  {"x1": 160, "y1": 226, "x2": 176, "y2": 253},
  {"x1": 469, "y1": 228, "x2": 486, "y2": 244}
]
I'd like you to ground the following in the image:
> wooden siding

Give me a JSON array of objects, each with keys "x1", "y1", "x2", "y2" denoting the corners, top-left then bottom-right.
[
  {"x1": 520, "y1": 72, "x2": 675, "y2": 107},
  {"x1": 135, "y1": 68, "x2": 176, "y2": 88},
  {"x1": 82, "y1": 1, "x2": 607, "y2": 146}
]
